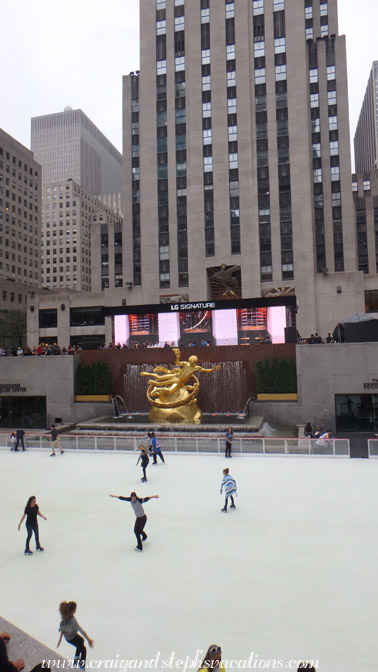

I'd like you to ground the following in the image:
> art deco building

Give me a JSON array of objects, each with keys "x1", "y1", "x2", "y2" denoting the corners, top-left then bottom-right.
[
  {"x1": 352, "y1": 170, "x2": 378, "y2": 309},
  {"x1": 122, "y1": 0, "x2": 362, "y2": 336},
  {"x1": 31, "y1": 108, "x2": 123, "y2": 198},
  {"x1": 0, "y1": 129, "x2": 41, "y2": 311},
  {"x1": 354, "y1": 62, "x2": 378, "y2": 173}
]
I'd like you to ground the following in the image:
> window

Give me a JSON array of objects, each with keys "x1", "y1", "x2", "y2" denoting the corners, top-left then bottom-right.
[
  {"x1": 327, "y1": 66, "x2": 336, "y2": 80},
  {"x1": 39, "y1": 309, "x2": 57, "y2": 329},
  {"x1": 253, "y1": 0, "x2": 264, "y2": 15}
]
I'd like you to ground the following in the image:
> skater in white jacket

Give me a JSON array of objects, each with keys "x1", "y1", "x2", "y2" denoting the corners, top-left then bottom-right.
[{"x1": 220, "y1": 468, "x2": 237, "y2": 512}]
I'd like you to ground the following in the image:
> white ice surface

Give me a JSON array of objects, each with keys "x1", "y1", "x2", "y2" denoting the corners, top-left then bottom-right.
[{"x1": 1, "y1": 450, "x2": 377, "y2": 672}]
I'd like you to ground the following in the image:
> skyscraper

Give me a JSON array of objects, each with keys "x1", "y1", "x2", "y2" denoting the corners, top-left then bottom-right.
[
  {"x1": 354, "y1": 61, "x2": 378, "y2": 173},
  {"x1": 0, "y1": 129, "x2": 42, "y2": 311},
  {"x1": 122, "y1": 0, "x2": 360, "y2": 336},
  {"x1": 31, "y1": 108, "x2": 122, "y2": 198}
]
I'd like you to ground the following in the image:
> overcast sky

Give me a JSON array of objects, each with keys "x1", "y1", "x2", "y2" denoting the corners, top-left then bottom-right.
[{"x1": 1, "y1": 0, "x2": 377, "y2": 171}]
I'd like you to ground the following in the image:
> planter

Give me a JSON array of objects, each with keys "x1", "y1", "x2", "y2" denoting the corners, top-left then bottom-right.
[
  {"x1": 257, "y1": 393, "x2": 298, "y2": 401},
  {"x1": 75, "y1": 395, "x2": 112, "y2": 402}
]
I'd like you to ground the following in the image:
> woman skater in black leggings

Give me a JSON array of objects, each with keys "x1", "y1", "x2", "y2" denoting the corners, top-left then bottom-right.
[
  {"x1": 18, "y1": 496, "x2": 46, "y2": 555},
  {"x1": 136, "y1": 444, "x2": 150, "y2": 482},
  {"x1": 57, "y1": 601, "x2": 94, "y2": 669}
]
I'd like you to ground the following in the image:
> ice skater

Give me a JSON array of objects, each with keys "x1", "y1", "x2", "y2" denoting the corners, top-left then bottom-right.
[
  {"x1": 151, "y1": 432, "x2": 165, "y2": 464},
  {"x1": 18, "y1": 495, "x2": 47, "y2": 555},
  {"x1": 57, "y1": 601, "x2": 94, "y2": 669},
  {"x1": 198, "y1": 644, "x2": 225, "y2": 671},
  {"x1": 220, "y1": 468, "x2": 237, "y2": 512},
  {"x1": 10, "y1": 432, "x2": 16, "y2": 451},
  {"x1": 224, "y1": 427, "x2": 233, "y2": 458},
  {"x1": 110, "y1": 491, "x2": 159, "y2": 551},
  {"x1": 49, "y1": 424, "x2": 64, "y2": 456},
  {"x1": 14, "y1": 429, "x2": 25, "y2": 452},
  {"x1": 136, "y1": 444, "x2": 150, "y2": 482}
]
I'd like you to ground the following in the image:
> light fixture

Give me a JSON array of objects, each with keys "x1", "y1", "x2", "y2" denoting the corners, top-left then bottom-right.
[
  {"x1": 126, "y1": 281, "x2": 133, "y2": 288},
  {"x1": 60, "y1": 304, "x2": 66, "y2": 310},
  {"x1": 336, "y1": 286, "x2": 342, "y2": 294},
  {"x1": 121, "y1": 299, "x2": 127, "y2": 306},
  {"x1": 30, "y1": 306, "x2": 35, "y2": 312}
]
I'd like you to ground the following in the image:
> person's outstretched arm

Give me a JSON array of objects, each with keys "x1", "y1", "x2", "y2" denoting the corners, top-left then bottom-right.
[
  {"x1": 37, "y1": 510, "x2": 47, "y2": 521},
  {"x1": 17, "y1": 514, "x2": 26, "y2": 531},
  {"x1": 77, "y1": 625, "x2": 94, "y2": 648},
  {"x1": 110, "y1": 494, "x2": 131, "y2": 501}
]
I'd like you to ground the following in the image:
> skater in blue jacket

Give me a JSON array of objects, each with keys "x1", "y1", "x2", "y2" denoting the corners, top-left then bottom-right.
[{"x1": 151, "y1": 432, "x2": 165, "y2": 464}]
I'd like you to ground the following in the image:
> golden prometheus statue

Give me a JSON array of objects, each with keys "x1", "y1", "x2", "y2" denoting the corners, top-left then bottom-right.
[{"x1": 140, "y1": 348, "x2": 221, "y2": 424}]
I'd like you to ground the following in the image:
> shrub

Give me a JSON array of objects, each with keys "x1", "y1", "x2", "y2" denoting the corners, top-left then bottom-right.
[
  {"x1": 76, "y1": 362, "x2": 110, "y2": 395},
  {"x1": 256, "y1": 357, "x2": 297, "y2": 394}
]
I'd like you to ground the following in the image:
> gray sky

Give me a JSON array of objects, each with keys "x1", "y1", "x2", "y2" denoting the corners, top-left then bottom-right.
[{"x1": 1, "y1": 0, "x2": 377, "y2": 170}]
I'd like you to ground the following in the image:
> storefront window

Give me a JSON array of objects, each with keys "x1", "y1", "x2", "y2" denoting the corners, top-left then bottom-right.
[
  {"x1": 70, "y1": 307, "x2": 104, "y2": 327},
  {"x1": 335, "y1": 394, "x2": 378, "y2": 432},
  {"x1": 0, "y1": 396, "x2": 47, "y2": 429}
]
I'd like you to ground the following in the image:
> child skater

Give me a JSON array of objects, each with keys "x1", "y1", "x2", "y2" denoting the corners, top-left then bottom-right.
[
  {"x1": 10, "y1": 432, "x2": 16, "y2": 451},
  {"x1": 220, "y1": 468, "x2": 237, "y2": 512},
  {"x1": 136, "y1": 444, "x2": 150, "y2": 482},
  {"x1": 110, "y1": 492, "x2": 159, "y2": 551},
  {"x1": 57, "y1": 601, "x2": 94, "y2": 669},
  {"x1": 18, "y1": 495, "x2": 47, "y2": 554}
]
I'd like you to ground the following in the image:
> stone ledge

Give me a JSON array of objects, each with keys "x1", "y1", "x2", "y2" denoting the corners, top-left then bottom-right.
[{"x1": 0, "y1": 616, "x2": 67, "y2": 671}]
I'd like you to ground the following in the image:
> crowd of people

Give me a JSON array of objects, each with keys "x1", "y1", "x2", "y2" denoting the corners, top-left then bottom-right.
[
  {"x1": 297, "y1": 332, "x2": 336, "y2": 344},
  {"x1": 0, "y1": 332, "x2": 339, "y2": 355},
  {"x1": 0, "y1": 344, "x2": 81, "y2": 357}
]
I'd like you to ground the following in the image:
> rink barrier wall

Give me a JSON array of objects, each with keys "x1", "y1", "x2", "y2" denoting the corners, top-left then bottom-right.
[
  {"x1": 0, "y1": 432, "x2": 350, "y2": 457},
  {"x1": 368, "y1": 439, "x2": 378, "y2": 457}
]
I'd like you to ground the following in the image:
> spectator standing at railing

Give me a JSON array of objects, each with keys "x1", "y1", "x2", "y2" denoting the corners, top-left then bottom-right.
[
  {"x1": 14, "y1": 429, "x2": 25, "y2": 452},
  {"x1": 49, "y1": 425, "x2": 64, "y2": 457},
  {"x1": 225, "y1": 427, "x2": 233, "y2": 458}
]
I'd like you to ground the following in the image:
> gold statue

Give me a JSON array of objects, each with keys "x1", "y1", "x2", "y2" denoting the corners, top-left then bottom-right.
[{"x1": 140, "y1": 348, "x2": 221, "y2": 424}]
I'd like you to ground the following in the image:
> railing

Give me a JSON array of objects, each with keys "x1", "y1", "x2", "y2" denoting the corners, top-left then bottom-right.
[
  {"x1": 0, "y1": 432, "x2": 350, "y2": 457},
  {"x1": 368, "y1": 439, "x2": 378, "y2": 458}
]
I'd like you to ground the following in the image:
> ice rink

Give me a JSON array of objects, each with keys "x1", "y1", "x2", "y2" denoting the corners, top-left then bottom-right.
[{"x1": 1, "y1": 448, "x2": 377, "y2": 671}]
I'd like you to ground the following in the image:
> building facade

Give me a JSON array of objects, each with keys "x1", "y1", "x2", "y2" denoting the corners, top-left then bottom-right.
[
  {"x1": 352, "y1": 170, "x2": 378, "y2": 309},
  {"x1": 354, "y1": 62, "x2": 378, "y2": 173},
  {"x1": 31, "y1": 108, "x2": 123, "y2": 198},
  {"x1": 0, "y1": 129, "x2": 42, "y2": 313},
  {"x1": 121, "y1": 0, "x2": 362, "y2": 337},
  {"x1": 41, "y1": 179, "x2": 123, "y2": 293}
]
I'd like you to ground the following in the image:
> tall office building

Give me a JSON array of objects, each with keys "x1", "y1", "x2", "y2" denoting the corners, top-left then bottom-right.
[
  {"x1": 354, "y1": 62, "x2": 378, "y2": 173},
  {"x1": 41, "y1": 179, "x2": 123, "y2": 292},
  {"x1": 31, "y1": 108, "x2": 123, "y2": 198},
  {"x1": 122, "y1": 0, "x2": 361, "y2": 336},
  {"x1": 0, "y1": 129, "x2": 41, "y2": 311}
]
